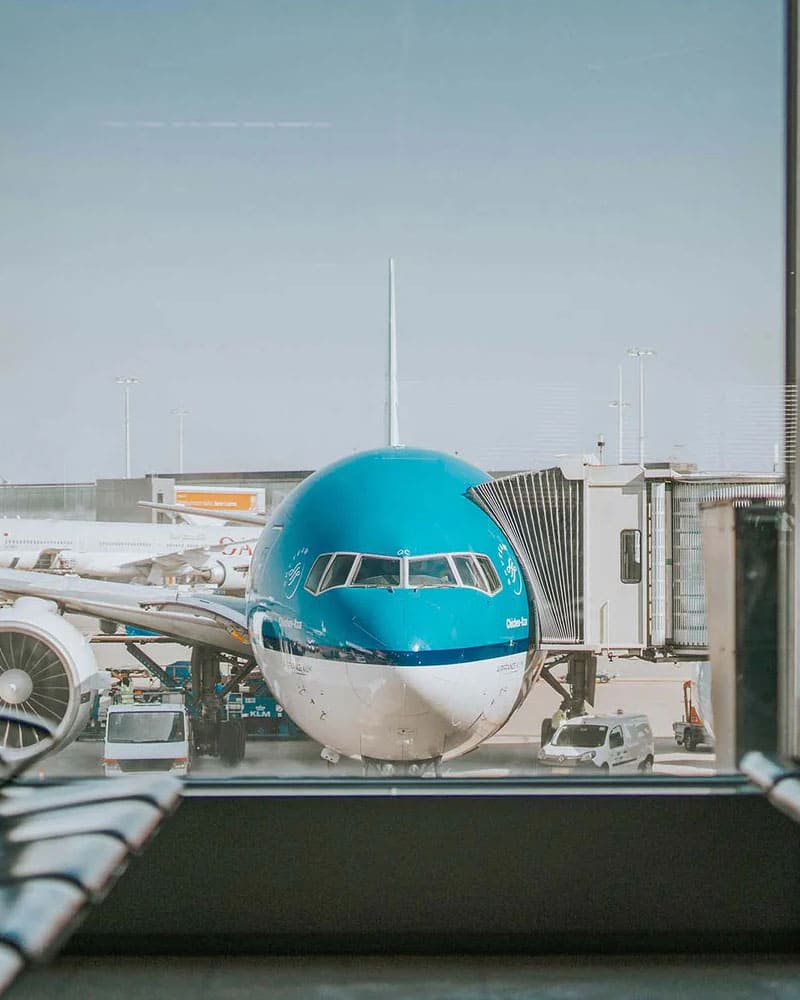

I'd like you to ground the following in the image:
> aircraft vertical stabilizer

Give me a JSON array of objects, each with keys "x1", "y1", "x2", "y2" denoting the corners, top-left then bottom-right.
[{"x1": 387, "y1": 258, "x2": 400, "y2": 447}]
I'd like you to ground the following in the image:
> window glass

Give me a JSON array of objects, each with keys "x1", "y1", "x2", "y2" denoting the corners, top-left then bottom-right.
[
  {"x1": 304, "y1": 554, "x2": 331, "y2": 594},
  {"x1": 452, "y1": 554, "x2": 487, "y2": 592},
  {"x1": 107, "y1": 712, "x2": 185, "y2": 744},
  {"x1": 408, "y1": 555, "x2": 457, "y2": 588},
  {"x1": 351, "y1": 556, "x2": 401, "y2": 588},
  {"x1": 554, "y1": 725, "x2": 608, "y2": 749},
  {"x1": 609, "y1": 727, "x2": 624, "y2": 750},
  {"x1": 620, "y1": 529, "x2": 642, "y2": 584},
  {"x1": 475, "y1": 555, "x2": 502, "y2": 595},
  {"x1": 319, "y1": 554, "x2": 355, "y2": 592},
  {"x1": 0, "y1": 3, "x2": 783, "y2": 785}
]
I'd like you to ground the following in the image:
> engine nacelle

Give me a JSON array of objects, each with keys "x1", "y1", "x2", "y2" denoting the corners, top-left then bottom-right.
[
  {"x1": 0, "y1": 597, "x2": 100, "y2": 760},
  {"x1": 198, "y1": 556, "x2": 249, "y2": 594}
]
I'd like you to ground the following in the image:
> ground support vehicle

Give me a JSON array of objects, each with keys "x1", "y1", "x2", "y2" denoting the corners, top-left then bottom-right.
[
  {"x1": 538, "y1": 713, "x2": 654, "y2": 773},
  {"x1": 672, "y1": 679, "x2": 714, "y2": 752},
  {"x1": 104, "y1": 703, "x2": 192, "y2": 776}
]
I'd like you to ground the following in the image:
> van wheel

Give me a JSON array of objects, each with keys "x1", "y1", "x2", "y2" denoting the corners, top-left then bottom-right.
[
  {"x1": 640, "y1": 756, "x2": 654, "y2": 774},
  {"x1": 600, "y1": 763, "x2": 610, "y2": 775}
]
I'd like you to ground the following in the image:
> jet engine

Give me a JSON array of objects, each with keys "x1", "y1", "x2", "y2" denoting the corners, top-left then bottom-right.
[
  {"x1": 196, "y1": 555, "x2": 249, "y2": 594},
  {"x1": 0, "y1": 597, "x2": 100, "y2": 760}
]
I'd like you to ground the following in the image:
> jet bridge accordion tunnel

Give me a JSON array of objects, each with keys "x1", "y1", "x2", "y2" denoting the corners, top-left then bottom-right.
[{"x1": 469, "y1": 459, "x2": 783, "y2": 716}]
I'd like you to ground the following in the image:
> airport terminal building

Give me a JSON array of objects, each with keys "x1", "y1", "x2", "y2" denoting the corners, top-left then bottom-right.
[{"x1": 0, "y1": 470, "x2": 312, "y2": 522}]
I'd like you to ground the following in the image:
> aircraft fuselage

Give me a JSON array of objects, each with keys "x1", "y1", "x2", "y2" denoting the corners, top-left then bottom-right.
[{"x1": 246, "y1": 447, "x2": 532, "y2": 763}]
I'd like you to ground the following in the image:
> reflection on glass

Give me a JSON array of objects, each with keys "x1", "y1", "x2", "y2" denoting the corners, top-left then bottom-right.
[{"x1": 0, "y1": 1, "x2": 782, "y2": 782}]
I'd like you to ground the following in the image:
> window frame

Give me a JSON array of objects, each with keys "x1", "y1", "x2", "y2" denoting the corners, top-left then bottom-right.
[
  {"x1": 319, "y1": 552, "x2": 360, "y2": 593},
  {"x1": 619, "y1": 528, "x2": 642, "y2": 585}
]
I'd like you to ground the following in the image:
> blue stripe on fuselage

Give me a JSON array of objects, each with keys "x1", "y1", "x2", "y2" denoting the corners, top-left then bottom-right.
[{"x1": 259, "y1": 630, "x2": 528, "y2": 667}]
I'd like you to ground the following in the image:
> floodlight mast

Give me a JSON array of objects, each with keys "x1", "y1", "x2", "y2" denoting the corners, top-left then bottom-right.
[
  {"x1": 171, "y1": 408, "x2": 189, "y2": 474},
  {"x1": 626, "y1": 348, "x2": 656, "y2": 465},
  {"x1": 115, "y1": 377, "x2": 140, "y2": 479},
  {"x1": 609, "y1": 364, "x2": 630, "y2": 463}
]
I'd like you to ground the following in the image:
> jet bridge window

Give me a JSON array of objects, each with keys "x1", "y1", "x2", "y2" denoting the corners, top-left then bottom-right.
[
  {"x1": 620, "y1": 529, "x2": 642, "y2": 584},
  {"x1": 351, "y1": 555, "x2": 401, "y2": 588},
  {"x1": 408, "y1": 555, "x2": 457, "y2": 588}
]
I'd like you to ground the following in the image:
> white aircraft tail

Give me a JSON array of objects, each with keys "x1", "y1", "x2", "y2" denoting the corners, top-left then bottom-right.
[{"x1": 387, "y1": 258, "x2": 400, "y2": 447}]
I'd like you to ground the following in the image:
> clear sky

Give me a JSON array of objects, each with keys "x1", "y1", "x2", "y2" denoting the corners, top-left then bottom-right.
[{"x1": 0, "y1": 0, "x2": 785, "y2": 481}]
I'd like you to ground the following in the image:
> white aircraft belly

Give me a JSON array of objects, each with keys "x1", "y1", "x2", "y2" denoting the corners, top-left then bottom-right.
[{"x1": 254, "y1": 647, "x2": 526, "y2": 762}]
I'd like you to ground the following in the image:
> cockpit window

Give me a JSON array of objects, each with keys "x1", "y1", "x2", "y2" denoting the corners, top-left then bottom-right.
[
  {"x1": 304, "y1": 554, "x2": 331, "y2": 595},
  {"x1": 452, "y1": 554, "x2": 488, "y2": 592},
  {"x1": 408, "y1": 555, "x2": 457, "y2": 588},
  {"x1": 319, "y1": 553, "x2": 357, "y2": 592},
  {"x1": 304, "y1": 551, "x2": 503, "y2": 595},
  {"x1": 476, "y1": 555, "x2": 502, "y2": 594},
  {"x1": 351, "y1": 555, "x2": 401, "y2": 588}
]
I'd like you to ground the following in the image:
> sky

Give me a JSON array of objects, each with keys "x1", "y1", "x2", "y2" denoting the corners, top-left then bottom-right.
[{"x1": 0, "y1": 0, "x2": 786, "y2": 482}]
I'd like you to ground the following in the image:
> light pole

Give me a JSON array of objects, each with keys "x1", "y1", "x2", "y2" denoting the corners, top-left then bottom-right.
[
  {"x1": 170, "y1": 408, "x2": 189, "y2": 474},
  {"x1": 626, "y1": 348, "x2": 656, "y2": 465},
  {"x1": 609, "y1": 364, "x2": 630, "y2": 463},
  {"x1": 115, "y1": 377, "x2": 140, "y2": 479}
]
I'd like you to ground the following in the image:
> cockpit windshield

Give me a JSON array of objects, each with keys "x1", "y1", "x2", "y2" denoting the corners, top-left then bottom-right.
[
  {"x1": 320, "y1": 553, "x2": 356, "y2": 592},
  {"x1": 304, "y1": 551, "x2": 503, "y2": 594},
  {"x1": 351, "y1": 556, "x2": 401, "y2": 588},
  {"x1": 407, "y1": 555, "x2": 457, "y2": 588}
]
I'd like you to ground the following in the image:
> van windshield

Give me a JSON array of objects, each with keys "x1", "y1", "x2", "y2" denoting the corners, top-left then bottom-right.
[
  {"x1": 553, "y1": 724, "x2": 607, "y2": 748},
  {"x1": 107, "y1": 712, "x2": 185, "y2": 744}
]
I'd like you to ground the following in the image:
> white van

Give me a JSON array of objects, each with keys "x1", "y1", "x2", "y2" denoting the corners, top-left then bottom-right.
[
  {"x1": 104, "y1": 703, "x2": 192, "y2": 777},
  {"x1": 537, "y1": 713, "x2": 654, "y2": 774}
]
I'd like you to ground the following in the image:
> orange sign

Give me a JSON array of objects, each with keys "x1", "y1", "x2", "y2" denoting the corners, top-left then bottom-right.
[{"x1": 176, "y1": 489, "x2": 259, "y2": 512}]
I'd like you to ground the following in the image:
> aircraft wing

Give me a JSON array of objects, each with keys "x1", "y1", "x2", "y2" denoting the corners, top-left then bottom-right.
[
  {"x1": 139, "y1": 501, "x2": 267, "y2": 527},
  {"x1": 0, "y1": 569, "x2": 251, "y2": 656}
]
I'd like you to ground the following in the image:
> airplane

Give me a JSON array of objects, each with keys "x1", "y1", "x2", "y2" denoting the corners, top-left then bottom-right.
[
  {"x1": 0, "y1": 518, "x2": 257, "y2": 594},
  {"x1": 0, "y1": 446, "x2": 542, "y2": 771},
  {"x1": 0, "y1": 263, "x2": 543, "y2": 770}
]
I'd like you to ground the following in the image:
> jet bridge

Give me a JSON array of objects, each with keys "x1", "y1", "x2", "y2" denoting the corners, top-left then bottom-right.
[{"x1": 469, "y1": 459, "x2": 783, "y2": 721}]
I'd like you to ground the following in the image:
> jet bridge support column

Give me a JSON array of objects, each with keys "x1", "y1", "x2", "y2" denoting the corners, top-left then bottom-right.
[
  {"x1": 564, "y1": 652, "x2": 598, "y2": 717},
  {"x1": 539, "y1": 651, "x2": 599, "y2": 744}
]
